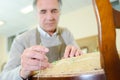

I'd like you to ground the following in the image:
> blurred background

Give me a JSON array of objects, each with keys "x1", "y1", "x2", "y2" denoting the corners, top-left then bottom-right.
[{"x1": 0, "y1": 0, "x2": 120, "y2": 72}]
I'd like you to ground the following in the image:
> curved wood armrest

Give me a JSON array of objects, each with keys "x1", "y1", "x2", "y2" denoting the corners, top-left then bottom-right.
[{"x1": 92, "y1": 0, "x2": 120, "y2": 80}]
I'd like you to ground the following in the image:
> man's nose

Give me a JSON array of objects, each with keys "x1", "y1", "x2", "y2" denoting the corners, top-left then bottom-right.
[{"x1": 46, "y1": 12, "x2": 54, "y2": 20}]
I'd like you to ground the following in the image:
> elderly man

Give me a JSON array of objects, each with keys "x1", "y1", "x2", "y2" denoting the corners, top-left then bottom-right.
[{"x1": 0, "y1": 0, "x2": 82, "y2": 80}]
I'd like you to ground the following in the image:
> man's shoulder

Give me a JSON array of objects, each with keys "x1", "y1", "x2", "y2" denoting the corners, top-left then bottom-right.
[
  {"x1": 58, "y1": 26, "x2": 71, "y2": 35},
  {"x1": 58, "y1": 26, "x2": 69, "y2": 34},
  {"x1": 15, "y1": 27, "x2": 37, "y2": 41},
  {"x1": 58, "y1": 26, "x2": 74, "y2": 45}
]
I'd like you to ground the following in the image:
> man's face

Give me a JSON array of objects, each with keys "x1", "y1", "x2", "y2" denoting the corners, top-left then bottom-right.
[{"x1": 36, "y1": 0, "x2": 60, "y2": 34}]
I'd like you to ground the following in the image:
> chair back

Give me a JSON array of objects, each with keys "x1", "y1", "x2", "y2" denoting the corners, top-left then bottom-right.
[{"x1": 92, "y1": 0, "x2": 120, "y2": 80}]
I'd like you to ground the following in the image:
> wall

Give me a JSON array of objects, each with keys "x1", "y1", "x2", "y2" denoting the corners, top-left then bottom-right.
[
  {"x1": 59, "y1": 5, "x2": 98, "y2": 39},
  {"x1": 59, "y1": 4, "x2": 120, "y2": 51},
  {"x1": 0, "y1": 35, "x2": 8, "y2": 72},
  {"x1": 59, "y1": 4, "x2": 99, "y2": 53},
  {"x1": 76, "y1": 35, "x2": 98, "y2": 53},
  {"x1": 116, "y1": 29, "x2": 120, "y2": 51}
]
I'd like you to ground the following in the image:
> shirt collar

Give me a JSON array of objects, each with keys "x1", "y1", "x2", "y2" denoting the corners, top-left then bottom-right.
[{"x1": 37, "y1": 25, "x2": 59, "y2": 38}]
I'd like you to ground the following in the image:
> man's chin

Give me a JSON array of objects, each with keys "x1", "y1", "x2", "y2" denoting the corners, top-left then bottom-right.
[
  {"x1": 46, "y1": 29, "x2": 56, "y2": 33},
  {"x1": 45, "y1": 26, "x2": 56, "y2": 30}
]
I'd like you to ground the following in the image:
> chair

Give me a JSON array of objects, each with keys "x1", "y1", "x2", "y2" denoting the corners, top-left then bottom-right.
[
  {"x1": 30, "y1": 0, "x2": 120, "y2": 80},
  {"x1": 92, "y1": 0, "x2": 120, "y2": 80}
]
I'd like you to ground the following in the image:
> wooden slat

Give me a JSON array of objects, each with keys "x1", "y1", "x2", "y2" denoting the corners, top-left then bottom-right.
[{"x1": 113, "y1": 8, "x2": 120, "y2": 28}]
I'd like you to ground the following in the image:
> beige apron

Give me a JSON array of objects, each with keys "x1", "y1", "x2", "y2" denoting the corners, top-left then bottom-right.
[{"x1": 36, "y1": 29, "x2": 66, "y2": 63}]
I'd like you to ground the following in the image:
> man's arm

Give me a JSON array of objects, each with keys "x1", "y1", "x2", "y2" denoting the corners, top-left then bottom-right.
[{"x1": 0, "y1": 37, "x2": 25, "y2": 80}]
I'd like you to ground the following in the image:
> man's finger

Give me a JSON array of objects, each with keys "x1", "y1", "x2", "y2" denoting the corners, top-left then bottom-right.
[
  {"x1": 64, "y1": 46, "x2": 71, "y2": 58},
  {"x1": 26, "y1": 51, "x2": 48, "y2": 61},
  {"x1": 30, "y1": 45, "x2": 49, "y2": 52},
  {"x1": 70, "y1": 47, "x2": 77, "y2": 57}
]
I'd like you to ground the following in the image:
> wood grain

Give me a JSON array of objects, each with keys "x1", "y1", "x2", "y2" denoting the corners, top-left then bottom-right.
[{"x1": 93, "y1": 0, "x2": 120, "y2": 80}]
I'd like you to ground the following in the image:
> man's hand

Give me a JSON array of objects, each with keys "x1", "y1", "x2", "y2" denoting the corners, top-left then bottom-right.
[
  {"x1": 64, "y1": 45, "x2": 83, "y2": 58},
  {"x1": 20, "y1": 45, "x2": 50, "y2": 79}
]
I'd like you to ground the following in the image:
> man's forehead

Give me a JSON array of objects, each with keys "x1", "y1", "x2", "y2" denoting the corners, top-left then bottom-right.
[
  {"x1": 36, "y1": 1, "x2": 60, "y2": 10},
  {"x1": 36, "y1": 0, "x2": 59, "y2": 6}
]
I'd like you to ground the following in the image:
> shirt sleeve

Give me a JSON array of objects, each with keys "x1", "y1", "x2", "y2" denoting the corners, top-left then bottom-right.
[
  {"x1": 0, "y1": 66, "x2": 23, "y2": 80},
  {"x1": 0, "y1": 36, "x2": 25, "y2": 80}
]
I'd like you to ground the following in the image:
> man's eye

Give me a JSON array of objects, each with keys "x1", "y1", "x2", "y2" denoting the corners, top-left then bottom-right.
[
  {"x1": 40, "y1": 10, "x2": 46, "y2": 14},
  {"x1": 52, "y1": 9, "x2": 59, "y2": 13}
]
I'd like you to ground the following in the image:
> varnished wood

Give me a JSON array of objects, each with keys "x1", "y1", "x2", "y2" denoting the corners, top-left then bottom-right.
[
  {"x1": 92, "y1": 0, "x2": 120, "y2": 80},
  {"x1": 30, "y1": 73, "x2": 105, "y2": 80},
  {"x1": 113, "y1": 8, "x2": 120, "y2": 28}
]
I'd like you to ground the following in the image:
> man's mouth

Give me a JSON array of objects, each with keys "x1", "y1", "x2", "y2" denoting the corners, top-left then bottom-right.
[{"x1": 46, "y1": 23, "x2": 55, "y2": 26}]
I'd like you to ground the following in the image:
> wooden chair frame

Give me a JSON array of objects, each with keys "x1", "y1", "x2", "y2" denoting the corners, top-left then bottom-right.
[{"x1": 93, "y1": 0, "x2": 120, "y2": 80}]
